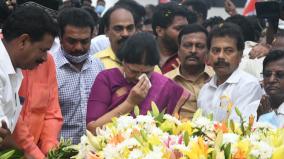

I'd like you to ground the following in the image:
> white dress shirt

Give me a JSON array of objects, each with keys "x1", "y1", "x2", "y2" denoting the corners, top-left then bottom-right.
[
  {"x1": 197, "y1": 68, "x2": 262, "y2": 122},
  {"x1": 258, "y1": 103, "x2": 284, "y2": 128},
  {"x1": 49, "y1": 37, "x2": 60, "y2": 55},
  {"x1": 0, "y1": 40, "x2": 23, "y2": 132},
  {"x1": 90, "y1": 35, "x2": 110, "y2": 55},
  {"x1": 239, "y1": 41, "x2": 264, "y2": 81}
]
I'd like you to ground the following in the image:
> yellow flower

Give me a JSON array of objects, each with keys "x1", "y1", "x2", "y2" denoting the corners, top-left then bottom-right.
[
  {"x1": 272, "y1": 145, "x2": 284, "y2": 159},
  {"x1": 86, "y1": 130, "x2": 104, "y2": 151},
  {"x1": 174, "y1": 121, "x2": 192, "y2": 135},
  {"x1": 220, "y1": 95, "x2": 234, "y2": 121},
  {"x1": 232, "y1": 140, "x2": 250, "y2": 159},
  {"x1": 163, "y1": 147, "x2": 174, "y2": 159},
  {"x1": 182, "y1": 137, "x2": 213, "y2": 159},
  {"x1": 160, "y1": 120, "x2": 176, "y2": 134},
  {"x1": 148, "y1": 134, "x2": 162, "y2": 146},
  {"x1": 232, "y1": 123, "x2": 242, "y2": 135},
  {"x1": 267, "y1": 129, "x2": 284, "y2": 148},
  {"x1": 122, "y1": 148, "x2": 130, "y2": 158}
]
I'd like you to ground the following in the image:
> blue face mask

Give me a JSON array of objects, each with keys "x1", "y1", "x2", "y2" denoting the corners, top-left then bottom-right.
[
  {"x1": 61, "y1": 48, "x2": 90, "y2": 64},
  {"x1": 95, "y1": 5, "x2": 105, "y2": 15}
]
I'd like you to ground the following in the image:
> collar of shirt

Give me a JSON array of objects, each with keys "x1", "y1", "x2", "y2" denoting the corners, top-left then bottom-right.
[
  {"x1": 0, "y1": 40, "x2": 16, "y2": 75},
  {"x1": 168, "y1": 65, "x2": 213, "y2": 83},
  {"x1": 209, "y1": 68, "x2": 241, "y2": 88},
  {"x1": 245, "y1": 41, "x2": 258, "y2": 49},
  {"x1": 56, "y1": 47, "x2": 93, "y2": 71},
  {"x1": 276, "y1": 102, "x2": 284, "y2": 115},
  {"x1": 95, "y1": 47, "x2": 121, "y2": 64},
  {"x1": 161, "y1": 53, "x2": 178, "y2": 67}
]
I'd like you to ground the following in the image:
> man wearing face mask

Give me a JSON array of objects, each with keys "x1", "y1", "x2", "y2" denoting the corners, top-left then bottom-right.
[
  {"x1": 95, "y1": 0, "x2": 105, "y2": 17},
  {"x1": 52, "y1": 8, "x2": 103, "y2": 144}
]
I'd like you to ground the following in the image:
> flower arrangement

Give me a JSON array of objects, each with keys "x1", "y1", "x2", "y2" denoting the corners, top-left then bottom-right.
[{"x1": 65, "y1": 102, "x2": 284, "y2": 159}]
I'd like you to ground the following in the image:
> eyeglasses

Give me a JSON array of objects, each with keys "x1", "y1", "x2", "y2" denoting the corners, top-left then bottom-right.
[{"x1": 262, "y1": 70, "x2": 284, "y2": 80}]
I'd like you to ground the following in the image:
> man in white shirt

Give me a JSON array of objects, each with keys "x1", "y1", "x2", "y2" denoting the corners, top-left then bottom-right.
[
  {"x1": 258, "y1": 50, "x2": 284, "y2": 128},
  {"x1": 0, "y1": 6, "x2": 57, "y2": 147},
  {"x1": 197, "y1": 23, "x2": 262, "y2": 122}
]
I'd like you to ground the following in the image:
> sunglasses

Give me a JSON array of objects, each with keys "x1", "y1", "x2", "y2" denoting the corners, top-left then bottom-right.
[{"x1": 262, "y1": 70, "x2": 284, "y2": 80}]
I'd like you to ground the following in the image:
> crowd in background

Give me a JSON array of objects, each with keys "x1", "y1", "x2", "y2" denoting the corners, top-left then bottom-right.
[{"x1": 1, "y1": 0, "x2": 284, "y2": 158}]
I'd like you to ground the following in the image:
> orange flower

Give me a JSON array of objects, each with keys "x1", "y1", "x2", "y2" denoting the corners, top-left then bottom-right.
[
  {"x1": 214, "y1": 121, "x2": 228, "y2": 133},
  {"x1": 233, "y1": 149, "x2": 247, "y2": 159},
  {"x1": 109, "y1": 134, "x2": 125, "y2": 145},
  {"x1": 130, "y1": 128, "x2": 140, "y2": 138},
  {"x1": 87, "y1": 153, "x2": 102, "y2": 159},
  {"x1": 248, "y1": 115, "x2": 255, "y2": 131}
]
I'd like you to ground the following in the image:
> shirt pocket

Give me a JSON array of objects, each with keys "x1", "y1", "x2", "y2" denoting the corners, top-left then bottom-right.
[{"x1": 29, "y1": 83, "x2": 50, "y2": 113}]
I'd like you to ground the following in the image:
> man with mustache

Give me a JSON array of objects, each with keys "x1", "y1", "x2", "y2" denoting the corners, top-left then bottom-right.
[
  {"x1": 197, "y1": 23, "x2": 262, "y2": 122},
  {"x1": 95, "y1": 5, "x2": 136, "y2": 69},
  {"x1": 52, "y1": 8, "x2": 103, "y2": 144},
  {"x1": 0, "y1": 5, "x2": 57, "y2": 149},
  {"x1": 152, "y1": 2, "x2": 190, "y2": 74},
  {"x1": 95, "y1": 4, "x2": 161, "y2": 72},
  {"x1": 10, "y1": 1, "x2": 63, "y2": 158},
  {"x1": 166, "y1": 24, "x2": 214, "y2": 119}
]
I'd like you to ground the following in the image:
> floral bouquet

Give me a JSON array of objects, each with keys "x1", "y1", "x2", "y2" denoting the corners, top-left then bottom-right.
[{"x1": 61, "y1": 102, "x2": 284, "y2": 159}]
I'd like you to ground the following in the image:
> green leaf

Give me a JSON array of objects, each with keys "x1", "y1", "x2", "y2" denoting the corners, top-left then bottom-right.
[
  {"x1": 47, "y1": 138, "x2": 78, "y2": 159},
  {"x1": 141, "y1": 130, "x2": 148, "y2": 141},
  {"x1": 192, "y1": 109, "x2": 202, "y2": 121},
  {"x1": 215, "y1": 131, "x2": 223, "y2": 148},
  {"x1": 155, "y1": 109, "x2": 165, "y2": 123},
  {"x1": 151, "y1": 101, "x2": 160, "y2": 117},
  {"x1": 208, "y1": 113, "x2": 213, "y2": 121},
  {"x1": 134, "y1": 135, "x2": 144, "y2": 145},
  {"x1": 148, "y1": 143, "x2": 153, "y2": 151},
  {"x1": 224, "y1": 143, "x2": 231, "y2": 159},
  {"x1": 0, "y1": 150, "x2": 15, "y2": 159},
  {"x1": 229, "y1": 119, "x2": 235, "y2": 133},
  {"x1": 235, "y1": 107, "x2": 242, "y2": 118},
  {"x1": 0, "y1": 149, "x2": 23, "y2": 159},
  {"x1": 235, "y1": 107, "x2": 245, "y2": 135},
  {"x1": 184, "y1": 131, "x2": 189, "y2": 146},
  {"x1": 0, "y1": 149, "x2": 24, "y2": 159},
  {"x1": 134, "y1": 105, "x2": 140, "y2": 117}
]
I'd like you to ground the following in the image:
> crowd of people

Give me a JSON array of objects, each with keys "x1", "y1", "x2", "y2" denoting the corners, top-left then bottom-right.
[{"x1": 0, "y1": 0, "x2": 284, "y2": 158}]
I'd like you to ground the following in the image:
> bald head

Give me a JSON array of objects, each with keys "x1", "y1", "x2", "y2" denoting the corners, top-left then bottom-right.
[{"x1": 106, "y1": 7, "x2": 136, "y2": 54}]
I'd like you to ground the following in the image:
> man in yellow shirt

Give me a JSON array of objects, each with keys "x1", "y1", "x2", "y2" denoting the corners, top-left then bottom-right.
[
  {"x1": 166, "y1": 24, "x2": 214, "y2": 119},
  {"x1": 95, "y1": 5, "x2": 161, "y2": 72},
  {"x1": 95, "y1": 5, "x2": 135, "y2": 69}
]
